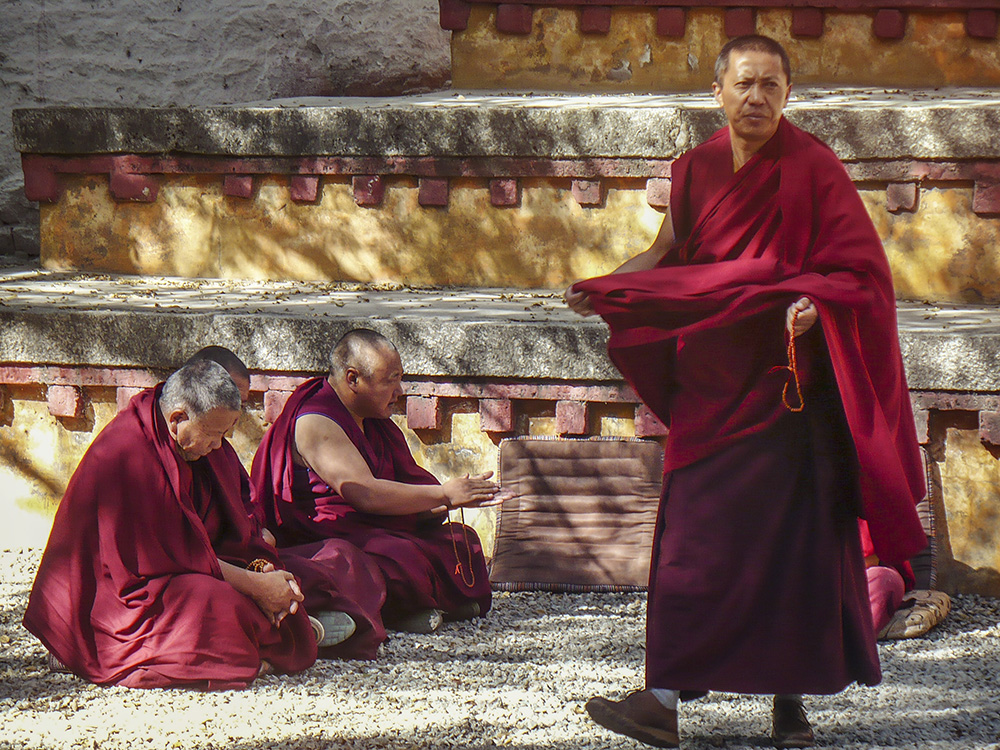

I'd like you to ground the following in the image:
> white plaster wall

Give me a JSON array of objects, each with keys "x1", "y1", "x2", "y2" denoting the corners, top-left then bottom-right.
[{"x1": 0, "y1": 0, "x2": 452, "y2": 256}]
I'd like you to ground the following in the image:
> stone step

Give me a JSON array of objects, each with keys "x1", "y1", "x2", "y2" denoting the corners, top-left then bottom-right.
[
  {"x1": 14, "y1": 89, "x2": 1000, "y2": 161},
  {"x1": 0, "y1": 266, "x2": 997, "y2": 394}
]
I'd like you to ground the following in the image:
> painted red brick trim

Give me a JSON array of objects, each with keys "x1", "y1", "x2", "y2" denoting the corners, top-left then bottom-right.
[
  {"x1": 438, "y1": 1, "x2": 999, "y2": 39},
  {"x1": 22, "y1": 154, "x2": 1000, "y2": 216},
  {"x1": 887, "y1": 182, "x2": 919, "y2": 213}
]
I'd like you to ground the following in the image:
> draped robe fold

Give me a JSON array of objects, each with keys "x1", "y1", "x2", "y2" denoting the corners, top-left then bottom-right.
[
  {"x1": 574, "y1": 118, "x2": 926, "y2": 694},
  {"x1": 250, "y1": 378, "x2": 491, "y2": 627},
  {"x1": 23, "y1": 387, "x2": 317, "y2": 689}
]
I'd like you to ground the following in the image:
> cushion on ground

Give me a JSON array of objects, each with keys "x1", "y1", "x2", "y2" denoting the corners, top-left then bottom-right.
[{"x1": 490, "y1": 437, "x2": 663, "y2": 592}]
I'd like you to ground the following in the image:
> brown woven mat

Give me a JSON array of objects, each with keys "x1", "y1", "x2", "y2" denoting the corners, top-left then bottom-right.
[{"x1": 490, "y1": 437, "x2": 664, "y2": 591}]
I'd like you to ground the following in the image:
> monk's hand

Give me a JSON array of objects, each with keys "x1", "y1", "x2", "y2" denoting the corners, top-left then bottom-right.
[
  {"x1": 442, "y1": 471, "x2": 506, "y2": 509},
  {"x1": 261, "y1": 527, "x2": 277, "y2": 547},
  {"x1": 564, "y1": 283, "x2": 596, "y2": 317},
  {"x1": 786, "y1": 297, "x2": 818, "y2": 337},
  {"x1": 253, "y1": 564, "x2": 305, "y2": 626}
]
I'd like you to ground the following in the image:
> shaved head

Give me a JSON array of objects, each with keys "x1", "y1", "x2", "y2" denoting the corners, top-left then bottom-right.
[
  {"x1": 330, "y1": 329, "x2": 398, "y2": 379},
  {"x1": 186, "y1": 345, "x2": 251, "y2": 402}
]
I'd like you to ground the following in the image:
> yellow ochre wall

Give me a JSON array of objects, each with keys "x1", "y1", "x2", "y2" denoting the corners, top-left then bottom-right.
[
  {"x1": 40, "y1": 175, "x2": 1000, "y2": 305},
  {"x1": 452, "y1": 7, "x2": 1000, "y2": 92}
]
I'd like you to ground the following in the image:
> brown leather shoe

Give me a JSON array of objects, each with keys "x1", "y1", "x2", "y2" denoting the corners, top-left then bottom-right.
[
  {"x1": 772, "y1": 696, "x2": 815, "y2": 748},
  {"x1": 585, "y1": 690, "x2": 680, "y2": 748}
]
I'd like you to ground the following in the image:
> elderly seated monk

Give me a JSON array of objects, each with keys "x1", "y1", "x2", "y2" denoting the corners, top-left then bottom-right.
[
  {"x1": 251, "y1": 329, "x2": 504, "y2": 634},
  {"x1": 184, "y1": 344, "x2": 390, "y2": 658},
  {"x1": 23, "y1": 360, "x2": 317, "y2": 689}
]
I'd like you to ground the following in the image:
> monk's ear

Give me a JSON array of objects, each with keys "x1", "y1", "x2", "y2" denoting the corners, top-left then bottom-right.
[
  {"x1": 344, "y1": 367, "x2": 362, "y2": 391},
  {"x1": 166, "y1": 408, "x2": 190, "y2": 439},
  {"x1": 711, "y1": 81, "x2": 723, "y2": 107}
]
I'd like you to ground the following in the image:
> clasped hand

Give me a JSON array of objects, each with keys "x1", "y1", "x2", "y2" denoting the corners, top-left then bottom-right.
[{"x1": 251, "y1": 563, "x2": 304, "y2": 626}]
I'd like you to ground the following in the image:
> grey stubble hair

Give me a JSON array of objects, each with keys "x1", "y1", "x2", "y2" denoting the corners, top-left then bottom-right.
[{"x1": 159, "y1": 360, "x2": 241, "y2": 417}]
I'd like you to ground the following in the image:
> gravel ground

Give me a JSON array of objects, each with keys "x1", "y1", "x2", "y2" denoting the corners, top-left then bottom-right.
[{"x1": 2, "y1": 549, "x2": 998, "y2": 750}]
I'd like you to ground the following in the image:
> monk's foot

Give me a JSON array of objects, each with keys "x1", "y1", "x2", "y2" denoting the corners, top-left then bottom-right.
[
  {"x1": 443, "y1": 601, "x2": 481, "y2": 622},
  {"x1": 390, "y1": 608, "x2": 443, "y2": 634},
  {"x1": 47, "y1": 652, "x2": 71, "y2": 674},
  {"x1": 585, "y1": 690, "x2": 679, "y2": 748},
  {"x1": 772, "y1": 696, "x2": 814, "y2": 748},
  {"x1": 309, "y1": 611, "x2": 357, "y2": 648}
]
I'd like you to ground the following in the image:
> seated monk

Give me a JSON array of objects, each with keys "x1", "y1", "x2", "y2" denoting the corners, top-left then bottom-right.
[
  {"x1": 185, "y1": 345, "x2": 389, "y2": 658},
  {"x1": 251, "y1": 329, "x2": 503, "y2": 634},
  {"x1": 23, "y1": 360, "x2": 317, "y2": 689}
]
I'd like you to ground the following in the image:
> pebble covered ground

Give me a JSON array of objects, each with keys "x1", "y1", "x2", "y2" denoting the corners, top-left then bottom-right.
[{"x1": 2, "y1": 549, "x2": 998, "y2": 750}]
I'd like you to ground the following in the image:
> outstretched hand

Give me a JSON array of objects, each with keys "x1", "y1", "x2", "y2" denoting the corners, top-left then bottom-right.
[
  {"x1": 442, "y1": 471, "x2": 513, "y2": 509},
  {"x1": 786, "y1": 297, "x2": 818, "y2": 338},
  {"x1": 564, "y1": 283, "x2": 595, "y2": 317}
]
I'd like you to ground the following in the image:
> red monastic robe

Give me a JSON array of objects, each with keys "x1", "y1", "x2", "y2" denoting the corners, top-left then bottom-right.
[
  {"x1": 250, "y1": 378, "x2": 491, "y2": 625},
  {"x1": 575, "y1": 118, "x2": 927, "y2": 694},
  {"x1": 576, "y1": 118, "x2": 926, "y2": 566},
  {"x1": 23, "y1": 387, "x2": 316, "y2": 689}
]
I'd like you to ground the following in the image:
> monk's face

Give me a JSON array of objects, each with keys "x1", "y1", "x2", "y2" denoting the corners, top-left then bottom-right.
[
  {"x1": 352, "y1": 348, "x2": 405, "y2": 420},
  {"x1": 168, "y1": 406, "x2": 240, "y2": 461},
  {"x1": 712, "y1": 49, "x2": 790, "y2": 148}
]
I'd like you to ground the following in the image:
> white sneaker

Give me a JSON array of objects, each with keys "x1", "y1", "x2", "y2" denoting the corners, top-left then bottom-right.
[{"x1": 308, "y1": 611, "x2": 357, "y2": 648}]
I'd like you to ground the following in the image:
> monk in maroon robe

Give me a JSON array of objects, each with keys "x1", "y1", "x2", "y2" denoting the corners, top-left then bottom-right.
[
  {"x1": 251, "y1": 329, "x2": 501, "y2": 637},
  {"x1": 23, "y1": 360, "x2": 317, "y2": 689},
  {"x1": 185, "y1": 345, "x2": 388, "y2": 660},
  {"x1": 568, "y1": 37, "x2": 926, "y2": 748}
]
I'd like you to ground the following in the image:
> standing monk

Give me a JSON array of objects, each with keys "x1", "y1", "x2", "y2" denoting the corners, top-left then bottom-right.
[
  {"x1": 566, "y1": 36, "x2": 927, "y2": 748},
  {"x1": 251, "y1": 329, "x2": 500, "y2": 635},
  {"x1": 23, "y1": 361, "x2": 316, "y2": 689}
]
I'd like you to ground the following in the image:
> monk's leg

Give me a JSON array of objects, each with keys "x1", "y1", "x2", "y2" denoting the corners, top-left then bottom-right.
[
  {"x1": 355, "y1": 528, "x2": 490, "y2": 622},
  {"x1": 115, "y1": 573, "x2": 311, "y2": 689},
  {"x1": 279, "y1": 538, "x2": 388, "y2": 659}
]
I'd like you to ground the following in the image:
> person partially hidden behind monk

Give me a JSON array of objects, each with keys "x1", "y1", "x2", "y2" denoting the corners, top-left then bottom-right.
[
  {"x1": 251, "y1": 329, "x2": 503, "y2": 634},
  {"x1": 182, "y1": 344, "x2": 388, "y2": 659},
  {"x1": 23, "y1": 360, "x2": 316, "y2": 688}
]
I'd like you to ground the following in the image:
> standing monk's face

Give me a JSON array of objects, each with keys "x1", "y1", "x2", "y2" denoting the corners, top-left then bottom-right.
[
  {"x1": 168, "y1": 406, "x2": 240, "y2": 461},
  {"x1": 712, "y1": 49, "x2": 790, "y2": 148},
  {"x1": 352, "y1": 348, "x2": 404, "y2": 420}
]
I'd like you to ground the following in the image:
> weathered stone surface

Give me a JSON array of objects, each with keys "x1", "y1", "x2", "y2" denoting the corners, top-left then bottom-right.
[
  {"x1": 452, "y1": 7, "x2": 1000, "y2": 91},
  {"x1": 0, "y1": 0, "x2": 452, "y2": 256},
  {"x1": 936, "y1": 427, "x2": 1000, "y2": 596},
  {"x1": 14, "y1": 90, "x2": 1000, "y2": 164},
  {"x1": 2, "y1": 271, "x2": 999, "y2": 391}
]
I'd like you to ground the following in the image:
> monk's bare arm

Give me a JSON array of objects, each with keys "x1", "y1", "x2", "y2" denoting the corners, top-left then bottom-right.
[
  {"x1": 565, "y1": 212, "x2": 675, "y2": 317},
  {"x1": 295, "y1": 414, "x2": 501, "y2": 515},
  {"x1": 218, "y1": 560, "x2": 304, "y2": 625}
]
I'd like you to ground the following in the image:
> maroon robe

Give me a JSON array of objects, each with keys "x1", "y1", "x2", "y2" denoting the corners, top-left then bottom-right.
[
  {"x1": 250, "y1": 377, "x2": 491, "y2": 625},
  {"x1": 575, "y1": 118, "x2": 926, "y2": 694},
  {"x1": 23, "y1": 387, "x2": 317, "y2": 689}
]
